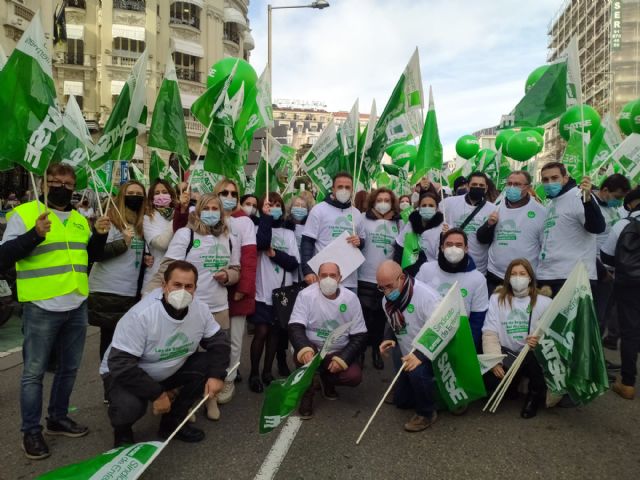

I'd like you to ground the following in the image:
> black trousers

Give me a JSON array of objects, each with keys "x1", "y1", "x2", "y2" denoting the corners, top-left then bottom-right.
[
  {"x1": 484, "y1": 350, "x2": 546, "y2": 398},
  {"x1": 486, "y1": 272, "x2": 503, "y2": 298},
  {"x1": 358, "y1": 281, "x2": 386, "y2": 349},
  {"x1": 615, "y1": 286, "x2": 640, "y2": 386},
  {"x1": 593, "y1": 276, "x2": 614, "y2": 336},
  {"x1": 104, "y1": 350, "x2": 214, "y2": 429}
]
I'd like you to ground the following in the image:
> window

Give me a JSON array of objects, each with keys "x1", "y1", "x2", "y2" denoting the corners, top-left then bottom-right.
[
  {"x1": 172, "y1": 52, "x2": 200, "y2": 82},
  {"x1": 15, "y1": 4, "x2": 34, "y2": 21},
  {"x1": 67, "y1": 0, "x2": 86, "y2": 8},
  {"x1": 113, "y1": 0, "x2": 146, "y2": 12},
  {"x1": 223, "y1": 22, "x2": 240, "y2": 44},
  {"x1": 65, "y1": 95, "x2": 83, "y2": 110},
  {"x1": 66, "y1": 39, "x2": 84, "y2": 65},
  {"x1": 170, "y1": 2, "x2": 201, "y2": 30},
  {"x1": 113, "y1": 37, "x2": 146, "y2": 56}
]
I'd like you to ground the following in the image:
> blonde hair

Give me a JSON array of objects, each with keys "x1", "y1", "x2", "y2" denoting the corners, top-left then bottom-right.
[
  {"x1": 187, "y1": 193, "x2": 229, "y2": 236},
  {"x1": 109, "y1": 180, "x2": 146, "y2": 237}
]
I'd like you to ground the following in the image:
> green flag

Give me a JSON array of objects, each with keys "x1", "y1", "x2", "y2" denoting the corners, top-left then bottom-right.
[
  {"x1": 609, "y1": 133, "x2": 640, "y2": 184},
  {"x1": 400, "y1": 231, "x2": 420, "y2": 269},
  {"x1": 447, "y1": 158, "x2": 473, "y2": 188},
  {"x1": 91, "y1": 51, "x2": 148, "y2": 168},
  {"x1": 0, "y1": 12, "x2": 63, "y2": 175},
  {"x1": 0, "y1": 44, "x2": 12, "y2": 171},
  {"x1": 235, "y1": 65, "x2": 273, "y2": 145},
  {"x1": 413, "y1": 282, "x2": 487, "y2": 410},
  {"x1": 562, "y1": 130, "x2": 590, "y2": 181},
  {"x1": 189, "y1": 160, "x2": 223, "y2": 194},
  {"x1": 534, "y1": 263, "x2": 608, "y2": 405},
  {"x1": 480, "y1": 147, "x2": 510, "y2": 190},
  {"x1": 588, "y1": 114, "x2": 622, "y2": 180},
  {"x1": 412, "y1": 86, "x2": 442, "y2": 183},
  {"x1": 338, "y1": 99, "x2": 360, "y2": 174},
  {"x1": 148, "y1": 52, "x2": 189, "y2": 157},
  {"x1": 130, "y1": 163, "x2": 148, "y2": 188},
  {"x1": 89, "y1": 161, "x2": 118, "y2": 195},
  {"x1": 357, "y1": 100, "x2": 378, "y2": 188},
  {"x1": 302, "y1": 119, "x2": 343, "y2": 198},
  {"x1": 53, "y1": 95, "x2": 92, "y2": 189},
  {"x1": 254, "y1": 135, "x2": 295, "y2": 198},
  {"x1": 149, "y1": 150, "x2": 179, "y2": 185}
]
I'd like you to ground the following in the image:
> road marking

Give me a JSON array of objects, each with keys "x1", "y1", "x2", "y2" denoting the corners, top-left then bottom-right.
[{"x1": 254, "y1": 416, "x2": 302, "y2": 480}]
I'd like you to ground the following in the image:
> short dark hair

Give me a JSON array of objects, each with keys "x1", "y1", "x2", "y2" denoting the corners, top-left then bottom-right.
[
  {"x1": 332, "y1": 171, "x2": 353, "y2": 186},
  {"x1": 47, "y1": 163, "x2": 76, "y2": 180},
  {"x1": 600, "y1": 173, "x2": 631, "y2": 194},
  {"x1": 468, "y1": 171, "x2": 489, "y2": 185},
  {"x1": 418, "y1": 191, "x2": 440, "y2": 206},
  {"x1": 441, "y1": 228, "x2": 468, "y2": 247},
  {"x1": 240, "y1": 194, "x2": 258, "y2": 205},
  {"x1": 508, "y1": 170, "x2": 532, "y2": 185},
  {"x1": 258, "y1": 192, "x2": 284, "y2": 211},
  {"x1": 541, "y1": 162, "x2": 567, "y2": 176},
  {"x1": 164, "y1": 260, "x2": 199, "y2": 285}
]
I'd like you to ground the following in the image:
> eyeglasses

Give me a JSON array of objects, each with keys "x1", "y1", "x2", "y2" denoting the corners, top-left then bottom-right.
[
  {"x1": 47, "y1": 179, "x2": 76, "y2": 190},
  {"x1": 377, "y1": 275, "x2": 401, "y2": 292},
  {"x1": 219, "y1": 190, "x2": 238, "y2": 198}
]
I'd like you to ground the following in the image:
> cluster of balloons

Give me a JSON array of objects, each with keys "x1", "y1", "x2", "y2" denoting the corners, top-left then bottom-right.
[
  {"x1": 618, "y1": 99, "x2": 640, "y2": 136},
  {"x1": 454, "y1": 128, "x2": 544, "y2": 164}
]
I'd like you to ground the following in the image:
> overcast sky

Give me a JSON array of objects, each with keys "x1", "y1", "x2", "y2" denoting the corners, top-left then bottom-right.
[{"x1": 247, "y1": 0, "x2": 563, "y2": 160}]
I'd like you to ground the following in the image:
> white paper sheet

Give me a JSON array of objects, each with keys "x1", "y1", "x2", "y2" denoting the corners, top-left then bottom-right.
[{"x1": 307, "y1": 230, "x2": 365, "y2": 279}]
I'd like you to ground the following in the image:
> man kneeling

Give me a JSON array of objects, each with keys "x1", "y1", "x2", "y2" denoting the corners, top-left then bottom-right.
[
  {"x1": 289, "y1": 262, "x2": 367, "y2": 419},
  {"x1": 100, "y1": 260, "x2": 230, "y2": 447}
]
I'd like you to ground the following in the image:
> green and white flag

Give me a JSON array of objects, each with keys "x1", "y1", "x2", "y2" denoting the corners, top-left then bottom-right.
[
  {"x1": 189, "y1": 160, "x2": 223, "y2": 194},
  {"x1": 254, "y1": 135, "x2": 296, "y2": 198},
  {"x1": 0, "y1": 44, "x2": 12, "y2": 171},
  {"x1": 447, "y1": 158, "x2": 473, "y2": 188},
  {"x1": 412, "y1": 86, "x2": 442, "y2": 183},
  {"x1": 235, "y1": 65, "x2": 273, "y2": 145},
  {"x1": 302, "y1": 119, "x2": 343, "y2": 198},
  {"x1": 53, "y1": 95, "x2": 92, "y2": 189},
  {"x1": 534, "y1": 262, "x2": 608, "y2": 405},
  {"x1": 0, "y1": 11, "x2": 63, "y2": 175},
  {"x1": 131, "y1": 163, "x2": 148, "y2": 188},
  {"x1": 588, "y1": 114, "x2": 622, "y2": 179},
  {"x1": 481, "y1": 147, "x2": 510, "y2": 190},
  {"x1": 412, "y1": 282, "x2": 487, "y2": 410},
  {"x1": 357, "y1": 100, "x2": 378, "y2": 188},
  {"x1": 562, "y1": 129, "x2": 590, "y2": 181},
  {"x1": 149, "y1": 150, "x2": 180, "y2": 185},
  {"x1": 36, "y1": 441, "x2": 162, "y2": 480},
  {"x1": 338, "y1": 98, "x2": 360, "y2": 174},
  {"x1": 148, "y1": 52, "x2": 190, "y2": 157},
  {"x1": 501, "y1": 38, "x2": 581, "y2": 128},
  {"x1": 609, "y1": 132, "x2": 640, "y2": 183},
  {"x1": 363, "y1": 49, "x2": 423, "y2": 178},
  {"x1": 91, "y1": 51, "x2": 148, "y2": 168}
]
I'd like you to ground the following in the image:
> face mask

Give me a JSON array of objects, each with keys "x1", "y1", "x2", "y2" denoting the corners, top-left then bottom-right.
[
  {"x1": 386, "y1": 288, "x2": 401, "y2": 302},
  {"x1": 399, "y1": 201, "x2": 411, "y2": 211},
  {"x1": 167, "y1": 288, "x2": 193, "y2": 310},
  {"x1": 125, "y1": 195, "x2": 144, "y2": 211},
  {"x1": 153, "y1": 193, "x2": 172, "y2": 208},
  {"x1": 509, "y1": 275, "x2": 531, "y2": 297},
  {"x1": 222, "y1": 198, "x2": 237, "y2": 211},
  {"x1": 200, "y1": 210, "x2": 220, "y2": 226},
  {"x1": 443, "y1": 246, "x2": 465, "y2": 264},
  {"x1": 419, "y1": 206, "x2": 436, "y2": 220},
  {"x1": 242, "y1": 205, "x2": 256, "y2": 216},
  {"x1": 543, "y1": 182, "x2": 563, "y2": 198},
  {"x1": 270, "y1": 207, "x2": 283, "y2": 220},
  {"x1": 335, "y1": 189, "x2": 351, "y2": 204},
  {"x1": 410, "y1": 192, "x2": 420, "y2": 204},
  {"x1": 607, "y1": 198, "x2": 623, "y2": 208},
  {"x1": 468, "y1": 187, "x2": 486, "y2": 202},
  {"x1": 319, "y1": 277, "x2": 338, "y2": 296},
  {"x1": 375, "y1": 201, "x2": 391, "y2": 215},
  {"x1": 291, "y1": 206, "x2": 308, "y2": 221},
  {"x1": 47, "y1": 186, "x2": 73, "y2": 207},
  {"x1": 505, "y1": 186, "x2": 523, "y2": 203}
]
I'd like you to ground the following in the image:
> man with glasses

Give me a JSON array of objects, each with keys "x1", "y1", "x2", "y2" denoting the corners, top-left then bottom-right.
[
  {"x1": 0, "y1": 163, "x2": 111, "y2": 460},
  {"x1": 476, "y1": 171, "x2": 547, "y2": 295}
]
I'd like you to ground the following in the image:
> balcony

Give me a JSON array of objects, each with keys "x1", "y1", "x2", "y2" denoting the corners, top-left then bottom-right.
[
  {"x1": 107, "y1": 52, "x2": 142, "y2": 67},
  {"x1": 176, "y1": 68, "x2": 203, "y2": 83},
  {"x1": 58, "y1": 53, "x2": 95, "y2": 67},
  {"x1": 113, "y1": 0, "x2": 146, "y2": 13},
  {"x1": 170, "y1": 16, "x2": 200, "y2": 31},
  {"x1": 185, "y1": 118, "x2": 205, "y2": 137}
]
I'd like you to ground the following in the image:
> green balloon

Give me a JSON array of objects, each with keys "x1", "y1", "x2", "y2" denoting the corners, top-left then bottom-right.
[
  {"x1": 558, "y1": 105, "x2": 601, "y2": 141},
  {"x1": 522, "y1": 126, "x2": 545, "y2": 136},
  {"x1": 391, "y1": 144, "x2": 417, "y2": 168},
  {"x1": 207, "y1": 58, "x2": 258, "y2": 98},
  {"x1": 506, "y1": 131, "x2": 543, "y2": 161},
  {"x1": 618, "y1": 100, "x2": 637, "y2": 136},
  {"x1": 630, "y1": 100, "x2": 640, "y2": 134},
  {"x1": 376, "y1": 171, "x2": 391, "y2": 186},
  {"x1": 525, "y1": 65, "x2": 549, "y2": 93},
  {"x1": 473, "y1": 148, "x2": 496, "y2": 170},
  {"x1": 495, "y1": 129, "x2": 516, "y2": 151},
  {"x1": 385, "y1": 143, "x2": 404, "y2": 157},
  {"x1": 456, "y1": 135, "x2": 480, "y2": 160}
]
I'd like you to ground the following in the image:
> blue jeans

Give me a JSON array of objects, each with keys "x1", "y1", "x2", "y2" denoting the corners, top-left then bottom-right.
[
  {"x1": 21, "y1": 301, "x2": 88, "y2": 433},
  {"x1": 392, "y1": 348, "x2": 436, "y2": 417}
]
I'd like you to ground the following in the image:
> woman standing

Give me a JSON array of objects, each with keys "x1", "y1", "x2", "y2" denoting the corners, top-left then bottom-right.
[
  {"x1": 248, "y1": 193, "x2": 300, "y2": 392},
  {"x1": 142, "y1": 179, "x2": 177, "y2": 289},
  {"x1": 287, "y1": 194, "x2": 313, "y2": 250},
  {"x1": 240, "y1": 194, "x2": 259, "y2": 225},
  {"x1": 482, "y1": 258, "x2": 552, "y2": 419},
  {"x1": 358, "y1": 188, "x2": 400, "y2": 370}
]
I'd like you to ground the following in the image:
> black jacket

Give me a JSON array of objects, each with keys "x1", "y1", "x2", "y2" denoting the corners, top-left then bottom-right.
[
  {"x1": 392, "y1": 210, "x2": 443, "y2": 277},
  {"x1": 255, "y1": 214, "x2": 299, "y2": 273}
]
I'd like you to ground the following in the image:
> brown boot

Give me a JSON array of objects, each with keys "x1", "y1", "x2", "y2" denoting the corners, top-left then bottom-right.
[
  {"x1": 612, "y1": 379, "x2": 635, "y2": 400},
  {"x1": 403, "y1": 412, "x2": 437, "y2": 432},
  {"x1": 299, "y1": 377, "x2": 319, "y2": 420}
]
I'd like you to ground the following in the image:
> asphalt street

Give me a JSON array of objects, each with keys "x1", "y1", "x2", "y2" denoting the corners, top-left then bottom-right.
[{"x1": 0, "y1": 328, "x2": 639, "y2": 480}]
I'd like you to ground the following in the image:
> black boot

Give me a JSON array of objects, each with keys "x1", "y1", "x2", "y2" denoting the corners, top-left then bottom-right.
[
  {"x1": 114, "y1": 425, "x2": 134, "y2": 448},
  {"x1": 371, "y1": 348, "x2": 384, "y2": 370},
  {"x1": 277, "y1": 352, "x2": 291, "y2": 377},
  {"x1": 158, "y1": 416, "x2": 204, "y2": 443},
  {"x1": 520, "y1": 393, "x2": 542, "y2": 419}
]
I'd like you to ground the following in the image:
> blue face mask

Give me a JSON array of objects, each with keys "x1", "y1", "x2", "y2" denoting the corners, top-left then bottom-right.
[
  {"x1": 270, "y1": 207, "x2": 283, "y2": 220},
  {"x1": 222, "y1": 198, "x2": 237, "y2": 211},
  {"x1": 291, "y1": 206, "x2": 308, "y2": 221},
  {"x1": 419, "y1": 206, "x2": 436, "y2": 220},
  {"x1": 505, "y1": 186, "x2": 523, "y2": 202},
  {"x1": 543, "y1": 182, "x2": 563, "y2": 198},
  {"x1": 386, "y1": 289, "x2": 401, "y2": 302},
  {"x1": 201, "y1": 210, "x2": 220, "y2": 226},
  {"x1": 607, "y1": 198, "x2": 623, "y2": 208}
]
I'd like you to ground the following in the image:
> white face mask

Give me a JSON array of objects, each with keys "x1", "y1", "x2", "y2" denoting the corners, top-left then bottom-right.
[
  {"x1": 410, "y1": 191, "x2": 419, "y2": 204},
  {"x1": 443, "y1": 246, "x2": 465, "y2": 264},
  {"x1": 166, "y1": 288, "x2": 193, "y2": 310},
  {"x1": 399, "y1": 201, "x2": 411, "y2": 210},
  {"x1": 375, "y1": 201, "x2": 391, "y2": 215},
  {"x1": 335, "y1": 189, "x2": 352, "y2": 204},
  {"x1": 319, "y1": 277, "x2": 339, "y2": 296},
  {"x1": 242, "y1": 205, "x2": 256, "y2": 216},
  {"x1": 510, "y1": 275, "x2": 531, "y2": 296}
]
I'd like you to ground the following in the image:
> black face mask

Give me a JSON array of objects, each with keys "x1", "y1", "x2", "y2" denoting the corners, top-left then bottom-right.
[
  {"x1": 125, "y1": 195, "x2": 144, "y2": 211},
  {"x1": 468, "y1": 187, "x2": 486, "y2": 202},
  {"x1": 47, "y1": 186, "x2": 73, "y2": 208},
  {"x1": 455, "y1": 188, "x2": 468, "y2": 196}
]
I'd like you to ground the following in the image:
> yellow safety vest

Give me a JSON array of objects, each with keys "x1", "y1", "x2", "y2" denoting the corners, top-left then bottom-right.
[{"x1": 8, "y1": 201, "x2": 91, "y2": 302}]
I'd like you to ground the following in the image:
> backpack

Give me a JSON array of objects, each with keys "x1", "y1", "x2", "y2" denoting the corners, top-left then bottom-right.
[{"x1": 614, "y1": 216, "x2": 640, "y2": 286}]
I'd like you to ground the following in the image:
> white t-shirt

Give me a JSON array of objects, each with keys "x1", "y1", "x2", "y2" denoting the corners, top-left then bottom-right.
[
  {"x1": 302, "y1": 201, "x2": 366, "y2": 288},
  {"x1": 482, "y1": 293, "x2": 552, "y2": 352},
  {"x1": 415, "y1": 261, "x2": 488, "y2": 315},
  {"x1": 229, "y1": 215, "x2": 257, "y2": 247},
  {"x1": 538, "y1": 187, "x2": 599, "y2": 280},
  {"x1": 89, "y1": 225, "x2": 144, "y2": 297},
  {"x1": 289, "y1": 283, "x2": 367, "y2": 353},
  {"x1": 99, "y1": 288, "x2": 220, "y2": 381},
  {"x1": 596, "y1": 201, "x2": 623, "y2": 254},
  {"x1": 381, "y1": 279, "x2": 441, "y2": 356},
  {"x1": 78, "y1": 207, "x2": 95, "y2": 219},
  {"x1": 256, "y1": 227, "x2": 300, "y2": 305},
  {"x1": 358, "y1": 217, "x2": 399, "y2": 283},
  {"x1": 601, "y1": 210, "x2": 640, "y2": 257},
  {"x1": 2, "y1": 208, "x2": 86, "y2": 311},
  {"x1": 395, "y1": 221, "x2": 442, "y2": 263},
  {"x1": 487, "y1": 197, "x2": 546, "y2": 279},
  {"x1": 164, "y1": 227, "x2": 240, "y2": 313},
  {"x1": 441, "y1": 195, "x2": 495, "y2": 274},
  {"x1": 143, "y1": 213, "x2": 173, "y2": 287}
]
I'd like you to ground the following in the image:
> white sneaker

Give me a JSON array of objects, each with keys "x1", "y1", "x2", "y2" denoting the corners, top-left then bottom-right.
[
  {"x1": 216, "y1": 381, "x2": 235, "y2": 405},
  {"x1": 205, "y1": 396, "x2": 220, "y2": 421}
]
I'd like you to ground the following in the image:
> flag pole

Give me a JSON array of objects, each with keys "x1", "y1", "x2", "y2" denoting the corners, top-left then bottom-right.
[
  {"x1": 105, "y1": 132, "x2": 128, "y2": 214},
  {"x1": 89, "y1": 168, "x2": 105, "y2": 217},
  {"x1": 29, "y1": 171, "x2": 43, "y2": 215},
  {"x1": 282, "y1": 162, "x2": 304, "y2": 195},
  {"x1": 265, "y1": 135, "x2": 270, "y2": 196},
  {"x1": 351, "y1": 112, "x2": 359, "y2": 235}
]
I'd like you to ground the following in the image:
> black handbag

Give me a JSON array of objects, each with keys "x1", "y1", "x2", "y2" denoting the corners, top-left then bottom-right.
[{"x1": 272, "y1": 268, "x2": 306, "y2": 329}]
